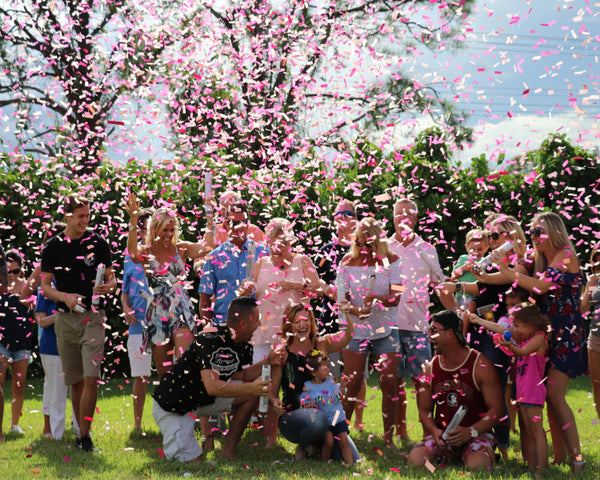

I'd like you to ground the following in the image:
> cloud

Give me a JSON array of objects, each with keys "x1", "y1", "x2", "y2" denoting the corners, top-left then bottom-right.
[{"x1": 459, "y1": 111, "x2": 600, "y2": 163}]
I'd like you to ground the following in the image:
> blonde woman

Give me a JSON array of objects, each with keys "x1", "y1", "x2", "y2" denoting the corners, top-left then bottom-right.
[
  {"x1": 491, "y1": 212, "x2": 586, "y2": 471},
  {"x1": 338, "y1": 217, "x2": 402, "y2": 448},
  {"x1": 126, "y1": 193, "x2": 212, "y2": 377}
]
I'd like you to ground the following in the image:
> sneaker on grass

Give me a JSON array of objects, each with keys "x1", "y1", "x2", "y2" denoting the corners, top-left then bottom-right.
[
  {"x1": 76, "y1": 435, "x2": 100, "y2": 453},
  {"x1": 10, "y1": 425, "x2": 24, "y2": 434}
]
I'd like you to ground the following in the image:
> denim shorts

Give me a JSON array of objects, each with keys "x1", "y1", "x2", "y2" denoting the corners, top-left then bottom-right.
[
  {"x1": 396, "y1": 330, "x2": 432, "y2": 378},
  {"x1": 346, "y1": 329, "x2": 399, "y2": 356},
  {"x1": 0, "y1": 344, "x2": 31, "y2": 362}
]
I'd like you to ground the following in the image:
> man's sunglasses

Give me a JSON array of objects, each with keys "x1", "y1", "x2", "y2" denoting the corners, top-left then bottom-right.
[{"x1": 335, "y1": 210, "x2": 355, "y2": 218}]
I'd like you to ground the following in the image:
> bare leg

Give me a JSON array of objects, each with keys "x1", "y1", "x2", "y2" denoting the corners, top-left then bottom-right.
[
  {"x1": 264, "y1": 406, "x2": 279, "y2": 447},
  {"x1": 173, "y1": 328, "x2": 193, "y2": 360},
  {"x1": 546, "y1": 367, "x2": 581, "y2": 464},
  {"x1": 522, "y1": 405, "x2": 547, "y2": 470},
  {"x1": 338, "y1": 432, "x2": 354, "y2": 465},
  {"x1": 70, "y1": 379, "x2": 83, "y2": 430},
  {"x1": 395, "y1": 378, "x2": 408, "y2": 439},
  {"x1": 152, "y1": 342, "x2": 173, "y2": 379},
  {"x1": 10, "y1": 359, "x2": 28, "y2": 426},
  {"x1": 518, "y1": 408, "x2": 529, "y2": 464},
  {"x1": 464, "y1": 451, "x2": 494, "y2": 470},
  {"x1": 375, "y1": 352, "x2": 399, "y2": 447},
  {"x1": 321, "y1": 431, "x2": 333, "y2": 461},
  {"x1": 221, "y1": 395, "x2": 257, "y2": 459},
  {"x1": 353, "y1": 379, "x2": 366, "y2": 431},
  {"x1": 341, "y1": 351, "x2": 367, "y2": 421},
  {"x1": 43, "y1": 414, "x2": 52, "y2": 436},
  {"x1": 77, "y1": 377, "x2": 99, "y2": 438},
  {"x1": 200, "y1": 416, "x2": 214, "y2": 451},
  {"x1": 0, "y1": 356, "x2": 6, "y2": 441},
  {"x1": 506, "y1": 382, "x2": 517, "y2": 432},
  {"x1": 132, "y1": 376, "x2": 147, "y2": 431},
  {"x1": 407, "y1": 445, "x2": 434, "y2": 467},
  {"x1": 589, "y1": 349, "x2": 600, "y2": 422}
]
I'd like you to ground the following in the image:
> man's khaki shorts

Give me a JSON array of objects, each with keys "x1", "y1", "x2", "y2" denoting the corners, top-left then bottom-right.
[{"x1": 55, "y1": 310, "x2": 106, "y2": 384}]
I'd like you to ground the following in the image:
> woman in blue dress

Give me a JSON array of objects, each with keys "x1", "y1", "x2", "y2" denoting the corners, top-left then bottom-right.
[{"x1": 491, "y1": 211, "x2": 586, "y2": 471}]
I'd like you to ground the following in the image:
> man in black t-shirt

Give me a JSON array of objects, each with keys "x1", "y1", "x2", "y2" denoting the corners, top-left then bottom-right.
[
  {"x1": 152, "y1": 297, "x2": 284, "y2": 462},
  {"x1": 40, "y1": 193, "x2": 116, "y2": 452}
]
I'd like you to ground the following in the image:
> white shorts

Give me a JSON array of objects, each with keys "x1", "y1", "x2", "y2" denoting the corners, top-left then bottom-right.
[
  {"x1": 127, "y1": 334, "x2": 152, "y2": 378},
  {"x1": 153, "y1": 397, "x2": 234, "y2": 462}
]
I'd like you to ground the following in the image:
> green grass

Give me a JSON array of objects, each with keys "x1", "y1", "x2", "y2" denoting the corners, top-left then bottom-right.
[{"x1": 0, "y1": 375, "x2": 599, "y2": 479}]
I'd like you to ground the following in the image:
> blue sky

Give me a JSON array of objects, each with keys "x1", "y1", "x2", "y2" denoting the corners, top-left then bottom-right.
[
  {"x1": 434, "y1": 0, "x2": 599, "y2": 162},
  {"x1": 114, "y1": 0, "x2": 599, "y2": 165},
  {"x1": 1, "y1": 1, "x2": 598, "y2": 166}
]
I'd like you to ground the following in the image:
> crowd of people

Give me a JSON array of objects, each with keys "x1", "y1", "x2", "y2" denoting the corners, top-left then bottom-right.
[{"x1": 0, "y1": 190, "x2": 597, "y2": 473}]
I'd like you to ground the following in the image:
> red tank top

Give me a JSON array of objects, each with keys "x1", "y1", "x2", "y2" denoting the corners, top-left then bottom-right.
[{"x1": 431, "y1": 349, "x2": 486, "y2": 429}]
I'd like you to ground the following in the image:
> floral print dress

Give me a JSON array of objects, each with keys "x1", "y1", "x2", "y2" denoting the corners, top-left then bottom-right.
[
  {"x1": 143, "y1": 254, "x2": 196, "y2": 351},
  {"x1": 542, "y1": 267, "x2": 588, "y2": 378}
]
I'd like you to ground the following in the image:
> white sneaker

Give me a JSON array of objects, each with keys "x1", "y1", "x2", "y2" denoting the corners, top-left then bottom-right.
[{"x1": 10, "y1": 425, "x2": 24, "y2": 434}]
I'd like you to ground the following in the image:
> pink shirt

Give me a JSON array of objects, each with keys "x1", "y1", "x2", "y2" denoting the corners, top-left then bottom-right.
[
  {"x1": 388, "y1": 234, "x2": 444, "y2": 332},
  {"x1": 253, "y1": 255, "x2": 306, "y2": 346},
  {"x1": 516, "y1": 332, "x2": 548, "y2": 406}
]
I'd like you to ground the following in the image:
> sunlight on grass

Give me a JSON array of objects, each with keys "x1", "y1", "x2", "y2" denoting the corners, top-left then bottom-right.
[{"x1": 0, "y1": 376, "x2": 598, "y2": 479}]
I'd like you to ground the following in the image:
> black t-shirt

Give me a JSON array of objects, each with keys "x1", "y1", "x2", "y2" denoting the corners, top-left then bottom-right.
[
  {"x1": 153, "y1": 325, "x2": 253, "y2": 415},
  {"x1": 281, "y1": 347, "x2": 315, "y2": 411},
  {"x1": 41, "y1": 231, "x2": 112, "y2": 311},
  {"x1": 314, "y1": 242, "x2": 348, "y2": 336},
  {"x1": 0, "y1": 293, "x2": 34, "y2": 350}
]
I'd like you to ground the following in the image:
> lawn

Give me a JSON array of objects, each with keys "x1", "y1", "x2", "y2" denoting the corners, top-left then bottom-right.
[{"x1": 0, "y1": 374, "x2": 598, "y2": 479}]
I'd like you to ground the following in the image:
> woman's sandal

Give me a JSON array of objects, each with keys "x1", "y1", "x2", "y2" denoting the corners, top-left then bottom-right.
[{"x1": 201, "y1": 434, "x2": 215, "y2": 452}]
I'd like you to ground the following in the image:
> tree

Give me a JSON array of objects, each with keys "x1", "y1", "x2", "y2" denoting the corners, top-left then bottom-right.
[
  {"x1": 0, "y1": 0, "x2": 167, "y2": 173},
  {"x1": 166, "y1": 0, "x2": 474, "y2": 170}
]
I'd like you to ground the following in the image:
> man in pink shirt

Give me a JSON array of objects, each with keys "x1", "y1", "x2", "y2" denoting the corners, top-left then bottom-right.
[{"x1": 388, "y1": 197, "x2": 446, "y2": 442}]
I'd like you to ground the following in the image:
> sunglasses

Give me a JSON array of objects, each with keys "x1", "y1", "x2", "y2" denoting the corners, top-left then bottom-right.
[
  {"x1": 488, "y1": 232, "x2": 508, "y2": 241},
  {"x1": 356, "y1": 240, "x2": 373, "y2": 248},
  {"x1": 8, "y1": 268, "x2": 21, "y2": 275},
  {"x1": 530, "y1": 227, "x2": 545, "y2": 237},
  {"x1": 429, "y1": 325, "x2": 449, "y2": 334},
  {"x1": 335, "y1": 210, "x2": 355, "y2": 218}
]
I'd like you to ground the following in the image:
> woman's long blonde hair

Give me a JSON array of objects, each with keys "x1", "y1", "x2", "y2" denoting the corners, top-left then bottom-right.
[
  {"x1": 532, "y1": 211, "x2": 577, "y2": 274},
  {"x1": 491, "y1": 215, "x2": 526, "y2": 257},
  {"x1": 348, "y1": 217, "x2": 391, "y2": 259},
  {"x1": 146, "y1": 208, "x2": 179, "y2": 246}
]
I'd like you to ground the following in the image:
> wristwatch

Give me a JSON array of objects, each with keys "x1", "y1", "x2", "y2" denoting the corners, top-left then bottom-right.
[
  {"x1": 455, "y1": 283, "x2": 462, "y2": 292},
  {"x1": 129, "y1": 224, "x2": 137, "y2": 232},
  {"x1": 470, "y1": 426, "x2": 479, "y2": 438}
]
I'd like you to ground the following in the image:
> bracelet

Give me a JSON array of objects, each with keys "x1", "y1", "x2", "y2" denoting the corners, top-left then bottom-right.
[{"x1": 128, "y1": 224, "x2": 137, "y2": 232}]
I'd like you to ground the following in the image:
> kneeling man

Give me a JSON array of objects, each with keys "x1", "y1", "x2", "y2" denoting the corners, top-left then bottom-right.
[
  {"x1": 408, "y1": 310, "x2": 503, "y2": 470},
  {"x1": 152, "y1": 296, "x2": 281, "y2": 462}
]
